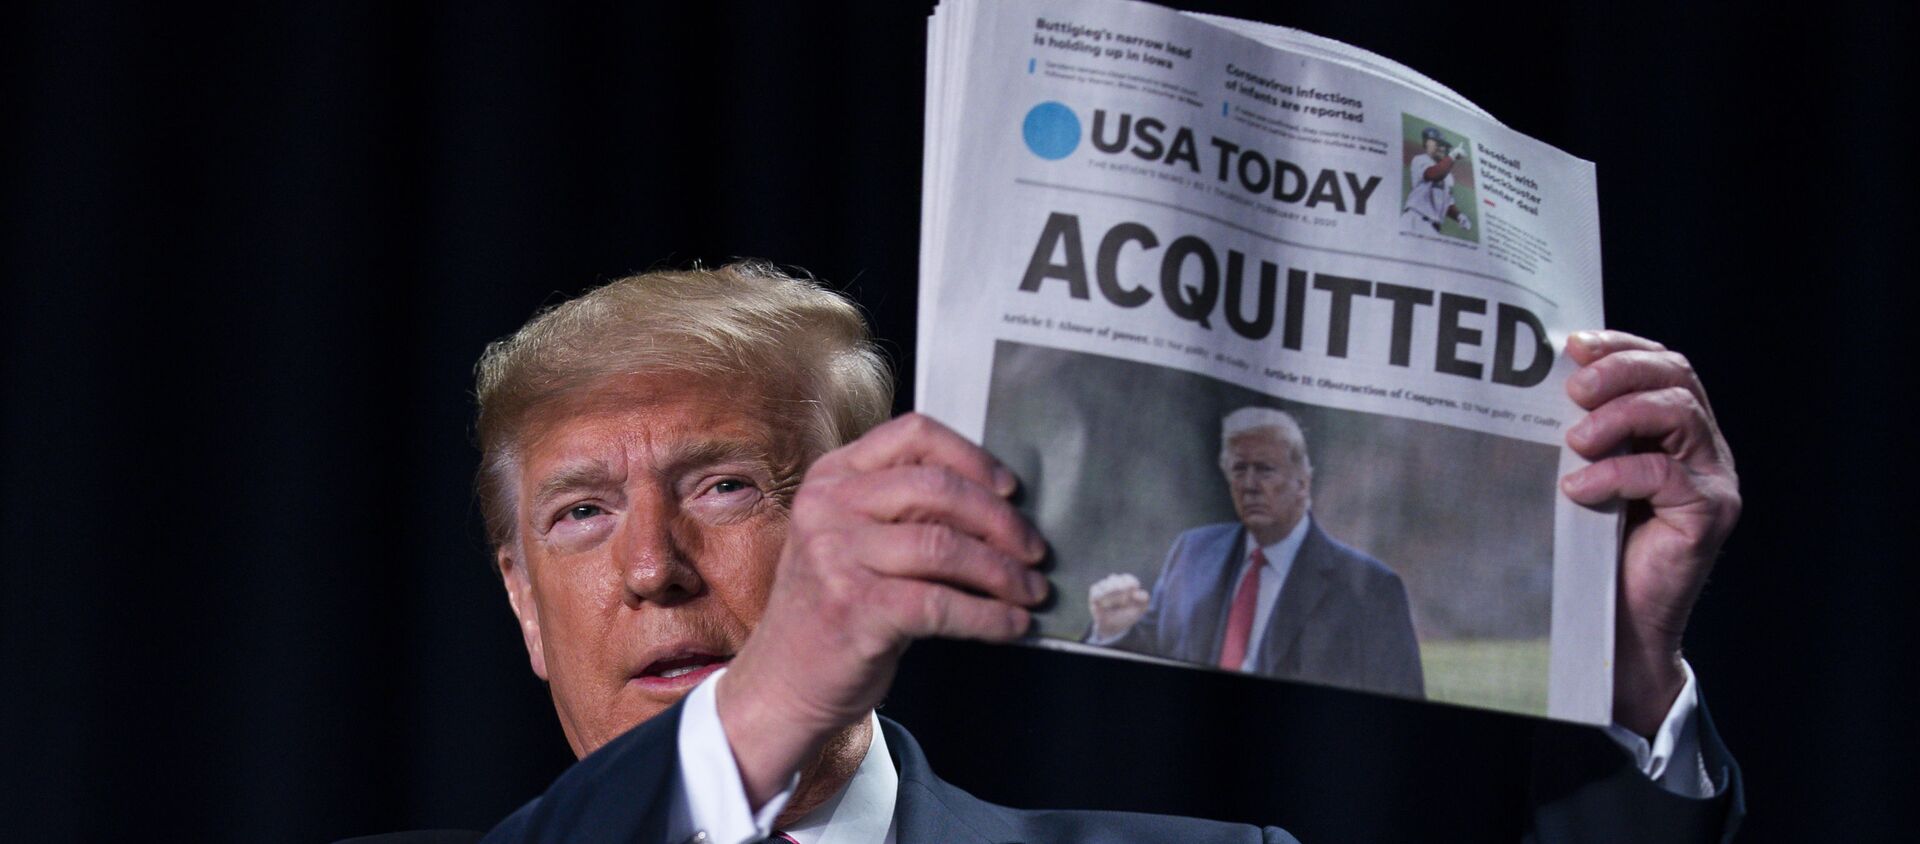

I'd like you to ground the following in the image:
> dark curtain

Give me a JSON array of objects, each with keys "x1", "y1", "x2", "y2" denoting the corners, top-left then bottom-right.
[{"x1": 3, "y1": 2, "x2": 1910, "y2": 841}]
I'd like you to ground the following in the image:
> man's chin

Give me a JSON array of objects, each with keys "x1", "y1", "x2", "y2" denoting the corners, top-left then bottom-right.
[{"x1": 563, "y1": 692, "x2": 690, "y2": 759}]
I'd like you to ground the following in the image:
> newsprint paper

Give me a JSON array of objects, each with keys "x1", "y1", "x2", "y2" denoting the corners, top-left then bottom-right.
[{"x1": 918, "y1": 0, "x2": 1618, "y2": 724}]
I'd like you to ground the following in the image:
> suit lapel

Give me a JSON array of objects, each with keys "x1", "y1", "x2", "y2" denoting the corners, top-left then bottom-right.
[{"x1": 1256, "y1": 518, "x2": 1334, "y2": 676}]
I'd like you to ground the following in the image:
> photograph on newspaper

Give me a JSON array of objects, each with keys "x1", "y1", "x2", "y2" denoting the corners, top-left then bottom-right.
[
  {"x1": 984, "y1": 340, "x2": 1558, "y2": 716},
  {"x1": 1399, "y1": 115, "x2": 1480, "y2": 241}
]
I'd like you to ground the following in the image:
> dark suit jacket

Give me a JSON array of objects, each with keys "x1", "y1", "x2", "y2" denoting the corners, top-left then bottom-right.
[
  {"x1": 1107, "y1": 518, "x2": 1426, "y2": 699},
  {"x1": 474, "y1": 700, "x2": 1300, "y2": 843},
  {"x1": 347, "y1": 693, "x2": 1744, "y2": 843}
]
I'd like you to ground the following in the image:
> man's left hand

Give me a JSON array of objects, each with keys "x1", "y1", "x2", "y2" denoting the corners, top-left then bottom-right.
[{"x1": 1560, "y1": 330, "x2": 1741, "y2": 737}]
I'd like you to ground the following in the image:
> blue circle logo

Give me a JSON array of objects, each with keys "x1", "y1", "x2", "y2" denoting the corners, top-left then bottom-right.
[{"x1": 1022, "y1": 102, "x2": 1080, "y2": 160}]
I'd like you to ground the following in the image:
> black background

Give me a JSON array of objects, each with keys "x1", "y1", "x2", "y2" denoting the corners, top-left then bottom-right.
[{"x1": 3, "y1": 1, "x2": 1912, "y2": 841}]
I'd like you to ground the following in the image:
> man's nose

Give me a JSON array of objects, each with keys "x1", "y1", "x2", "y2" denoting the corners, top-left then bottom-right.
[{"x1": 614, "y1": 494, "x2": 705, "y2": 607}]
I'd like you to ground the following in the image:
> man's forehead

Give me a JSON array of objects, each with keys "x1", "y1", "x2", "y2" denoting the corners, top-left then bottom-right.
[
  {"x1": 517, "y1": 373, "x2": 807, "y2": 474},
  {"x1": 1225, "y1": 429, "x2": 1292, "y2": 458}
]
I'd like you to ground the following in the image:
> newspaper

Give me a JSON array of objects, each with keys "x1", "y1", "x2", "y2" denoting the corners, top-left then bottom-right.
[{"x1": 918, "y1": 0, "x2": 1616, "y2": 725}]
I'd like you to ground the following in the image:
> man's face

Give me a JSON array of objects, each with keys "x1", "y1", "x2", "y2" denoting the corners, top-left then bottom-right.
[
  {"x1": 496, "y1": 372, "x2": 811, "y2": 757},
  {"x1": 1221, "y1": 429, "x2": 1309, "y2": 540},
  {"x1": 1423, "y1": 137, "x2": 1445, "y2": 158}
]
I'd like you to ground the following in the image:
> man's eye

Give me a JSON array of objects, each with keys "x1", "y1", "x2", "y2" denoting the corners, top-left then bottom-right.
[
  {"x1": 564, "y1": 504, "x2": 604, "y2": 521},
  {"x1": 711, "y1": 479, "x2": 748, "y2": 494}
]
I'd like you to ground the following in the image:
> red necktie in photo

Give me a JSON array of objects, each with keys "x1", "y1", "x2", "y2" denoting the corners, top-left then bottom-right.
[{"x1": 1217, "y1": 547, "x2": 1265, "y2": 669}]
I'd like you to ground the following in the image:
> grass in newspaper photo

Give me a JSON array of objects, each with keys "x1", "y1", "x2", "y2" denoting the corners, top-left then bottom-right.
[
  {"x1": 983, "y1": 340, "x2": 1554, "y2": 716},
  {"x1": 1399, "y1": 114, "x2": 1480, "y2": 243}
]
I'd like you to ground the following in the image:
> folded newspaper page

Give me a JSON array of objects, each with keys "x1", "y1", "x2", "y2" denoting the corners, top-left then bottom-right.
[{"x1": 919, "y1": 0, "x2": 1616, "y2": 725}]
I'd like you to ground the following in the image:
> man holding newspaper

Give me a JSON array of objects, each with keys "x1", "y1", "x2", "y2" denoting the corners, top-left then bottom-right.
[
  {"x1": 474, "y1": 267, "x2": 1740, "y2": 843},
  {"x1": 471, "y1": 0, "x2": 1744, "y2": 840}
]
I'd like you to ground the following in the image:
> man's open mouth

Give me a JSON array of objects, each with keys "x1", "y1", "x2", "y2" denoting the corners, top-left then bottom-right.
[{"x1": 634, "y1": 653, "x2": 733, "y2": 684}]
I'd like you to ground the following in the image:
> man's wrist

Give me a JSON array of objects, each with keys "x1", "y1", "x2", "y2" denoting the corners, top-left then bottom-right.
[
  {"x1": 676, "y1": 669, "x2": 798, "y2": 844},
  {"x1": 1602, "y1": 659, "x2": 1715, "y2": 797},
  {"x1": 714, "y1": 655, "x2": 836, "y2": 810},
  {"x1": 1613, "y1": 646, "x2": 1687, "y2": 739}
]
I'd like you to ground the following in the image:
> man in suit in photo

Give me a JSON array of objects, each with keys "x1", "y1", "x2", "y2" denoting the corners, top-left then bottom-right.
[
  {"x1": 1086, "y1": 408, "x2": 1425, "y2": 698},
  {"x1": 437, "y1": 263, "x2": 1742, "y2": 843}
]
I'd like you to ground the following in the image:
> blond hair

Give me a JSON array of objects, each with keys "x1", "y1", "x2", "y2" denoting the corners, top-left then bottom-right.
[
  {"x1": 473, "y1": 261, "x2": 892, "y2": 547},
  {"x1": 1219, "y1": 406, "x2": 1313, "y2": 476}
]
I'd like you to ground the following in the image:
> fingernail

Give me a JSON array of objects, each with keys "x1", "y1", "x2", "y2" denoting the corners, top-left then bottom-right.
[
  {"x1": 1025, "y1": 570, "x2": 1050, "y2": 601},
  {"x1": 1011, "y1": 607, "x2": 1033, "y2": 635},
  {"x1": 993, "y1": 467, "x2": 1018, "y2": 496},
  {"x1": 1571, "y1": 331, "x2": 1600, "y2": 352},
  {"x1": 1559, "y1": 473, "x2": 1585, "y2": 497}
]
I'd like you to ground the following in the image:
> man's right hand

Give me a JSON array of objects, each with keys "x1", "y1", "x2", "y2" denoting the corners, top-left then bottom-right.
[
  {"x1": 1088, "y1": 573, "x2": 1150, "y2": 641},
  {"x1": 716, "y1": 413, "x2": 1049, "y2": 808}
]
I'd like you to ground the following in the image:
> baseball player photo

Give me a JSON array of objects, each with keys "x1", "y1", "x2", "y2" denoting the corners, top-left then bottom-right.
[{"x1": 1401, "y1": 117, "x2": 1479, "y2": 241}]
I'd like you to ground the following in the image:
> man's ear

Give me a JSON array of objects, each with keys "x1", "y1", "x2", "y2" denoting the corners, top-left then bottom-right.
[{"x1": 497, "y1": 546, "x2": 549, "y2": 681}]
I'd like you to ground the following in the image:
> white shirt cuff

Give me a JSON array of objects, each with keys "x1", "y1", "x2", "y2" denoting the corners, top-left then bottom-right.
[
  {"x1": 1603, "y1": 659, "x2": 1716, "y2": 799},
  {"x1": 668, "y1": 667, "x2": 800, "y2": 844}
]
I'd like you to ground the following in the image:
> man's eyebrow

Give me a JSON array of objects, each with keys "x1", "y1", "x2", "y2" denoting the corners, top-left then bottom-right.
[
  {"x1": 527, "y1": 440, "x2": 783, "y2": 510},
  {"x1": 662, "y1": 439, "x2": 773, "y2": 474},
  {"x1": 530, "y1": 463, "x2": 622, "y2": 510}
]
